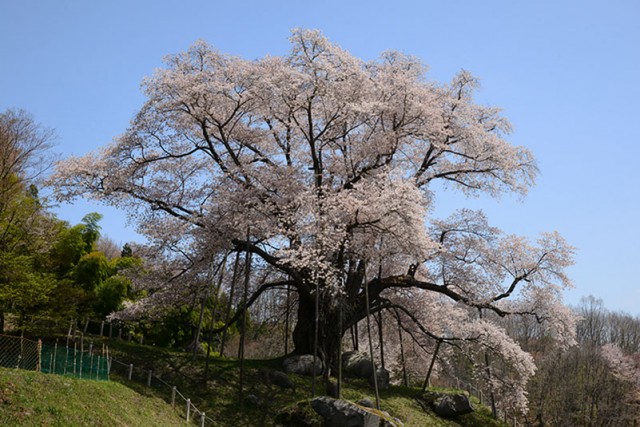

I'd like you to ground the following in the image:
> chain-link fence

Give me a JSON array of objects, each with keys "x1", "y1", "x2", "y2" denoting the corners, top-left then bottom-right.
[
  {"x1": 0, "y1": 334, "x2": 40, "y2": 370},
  {"x1": 0, "y1": 334, "x2": 110, "y2": 380},
  {"x1": 1, "y1": 328, "x2": 214, "y2": 425}
]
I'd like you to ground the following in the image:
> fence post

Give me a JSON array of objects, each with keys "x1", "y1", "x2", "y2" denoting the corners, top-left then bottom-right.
[
  {"x1": 18, "y1": 333, "x2": 24, "y2": 369},
  {"x1": 95, "y1": 356, "x2": 100, "y2": 380},
  {"x1": 53, "y1": 341, "x2": 58, "y2": 373},
  {"x1": 171, "y1": 386, "x2": 177, "y2": 407},
  {"x1": 128, "y1": 364, "x2": 133, "y2": 380},
  {"x1": 89, "y1": 352, "x2": 94, "y2": 377},
  {"x1": 37, "y1": 339, "x2": 42, "y2": 372},
  {"x1": 186, "y1": 399, "x2": 191, "y2": 422},
  {"x1": 73, "y1": 342, "x2": 77, "y2": 376},
  {"x1": 147, "y1": 370, "x2": 152, "y2": 387},
  {"x1": 106, "y1": 347, "x2": 110, "y2": 379},
  {"x1": 63, "y1": 344, "x2": 69, "y2": 375},
  {"x1": 200, "y1": 412, "x2": 205, "y2": 427}
]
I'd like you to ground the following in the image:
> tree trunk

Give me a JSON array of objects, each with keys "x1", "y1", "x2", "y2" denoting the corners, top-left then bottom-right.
[
  {"x1": 291, "y1": 292, "x2": 345, "y2": 375},
  {"x1": 219, "y1": 252, "x2": 240, "y2": 357},
  {"x1": 292, "y1": 293, "x2": 316, "y2": 355}
]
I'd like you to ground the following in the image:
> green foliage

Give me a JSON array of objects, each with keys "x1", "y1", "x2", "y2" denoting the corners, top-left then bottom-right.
[
  {"x1": 94, "y1": 275, "x2": 129, "y2": 318},
  {"x1": 111, "y1": 254, "x2": 142, "y2": 272},
  {"x1": 0, "y1": 197, "x2": 146, "y2": 330},
  {"x1": 0, "y1": 253, "x2": 56, "y2": 320},
  {"x1": 80, "y1": 212, "x2": 103, "y2": 253},
  {"x1": 73, "y1": 251, "x2": 111, "y2": 292},
  {"x1": 120, "y1": 243, "x2": 133, "y2": 258},
  {"x1": 0, "y1": 181, "x2": 60, "y2": 329},
  {"x1": 138, "y1": 306, "x2": 195, "y2": 348},
  {"x1": 49, "y1": 224, "x2": 88, "y2": 275}
]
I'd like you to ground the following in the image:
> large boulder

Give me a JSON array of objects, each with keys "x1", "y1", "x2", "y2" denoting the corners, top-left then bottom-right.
[
  {"x1": 268, "y1": 370, "x2": 296, "y2": 392},
  {"x1": 433, "y1": 393, "x2": 474, "y2": 417},
  {"x1": 420, "y1": 392, "x2": 473, "y2": 417},
  {"x1": 324, "y1": 379, "x2": 339, "y2": 398},
  {"x1": 357, "y1": 398, "x2": 374, "y2": 408},
  {"x1": 283, "y1": 354, "x2": 324, "y2": 376},
  {"x1": 368, "y1": 367, "x2": 390, "y2": 390},
  {"x1": 311, "y1": 397, "x2": 403, "y2": 427},
  {"x1": 342, "y1": 351, "x2": 375, "y2": 378}
]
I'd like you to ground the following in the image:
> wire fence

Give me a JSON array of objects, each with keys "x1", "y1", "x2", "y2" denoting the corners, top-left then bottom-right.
[
  {"x1": 0, "y1": 330, "x2": 217, "y2": 426},
  {"x1": 108, "y1": 357, "x2": 216, "y2": 426},
  {"x1": 74, "y1": 318, "x2": 218, "y2": 424},
  {"x1": 0, "y1": 334, "x2": 40, "y2": 370}
]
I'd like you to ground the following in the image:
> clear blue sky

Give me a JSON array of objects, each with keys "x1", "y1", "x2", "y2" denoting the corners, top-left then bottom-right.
[{"x1": 1, "y1": 0, "x2": 638, "y2": 314}]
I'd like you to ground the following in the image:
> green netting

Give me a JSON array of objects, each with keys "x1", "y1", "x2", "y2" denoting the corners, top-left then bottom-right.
[{"x1": 40, "y1": 343, "x2": 110, "y2": 381}]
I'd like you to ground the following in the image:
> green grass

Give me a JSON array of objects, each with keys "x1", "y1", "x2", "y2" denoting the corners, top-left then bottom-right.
[
  {"x1": 101, "y1": 338, "x2": 506, "y2": 426},
  {"x1": 2, "y1": 336, "x2": 508, "y2": 426},
  {"x1": 0, "y1": 367, "x2": 185, "y2": 426}
]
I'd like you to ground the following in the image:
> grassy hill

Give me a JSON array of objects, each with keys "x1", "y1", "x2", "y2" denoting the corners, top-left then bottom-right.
[
  {"x1": 1, "y1": 337, "x2": 507, "y2": 426},
  {"x1": 0, "y1": 367, "x2": 185, "y2": 426},
  {"x1": 103, "y1": 339, "x2": 505, "y2": 426}
]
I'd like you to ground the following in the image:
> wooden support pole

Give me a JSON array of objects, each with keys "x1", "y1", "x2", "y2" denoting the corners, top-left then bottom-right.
[{"x1": 37, "y1": 339, "x2": 42, "y2": 372}]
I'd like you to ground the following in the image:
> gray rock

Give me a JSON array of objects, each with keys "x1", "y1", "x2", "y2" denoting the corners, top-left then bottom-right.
[
  {"x1": 311, "y1": 397, "x2": 403, "y2": 427},
  {"x1": 342, "y1": 351, "x2": 375, "y2": 378},
  {"x1": 357, "y1": 398, "x2": 374, "y2": 408},
  {"x1": 283, "y1": 354, "x2": 324, "y2": 376},
  {"x1": 311, "y1": 397, "x2": 381, "y2": 427},
  {"x1": 369, "y1": 367, "x2": 390, "y2": 390},
  {"x1": 325, "y1": 379, "x2": 339, "y2": 398},
  {"x1": 244, "y1": 393, "x2": 261, "y2": 407},
  {"x1": 432, "y1": 393, "x2": 474, "y2": 417},
  {"x1": 268, "y1": 370, "x2": 296, "y2": 392}
]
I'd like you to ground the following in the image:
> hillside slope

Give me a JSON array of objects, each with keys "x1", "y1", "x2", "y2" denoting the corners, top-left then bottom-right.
[
  {"x1": 0, "y1": 367, "x2": 185, "y2": 426},
  {"x1": 104, "y1": 339, "x2": 505, "y2": 426}
]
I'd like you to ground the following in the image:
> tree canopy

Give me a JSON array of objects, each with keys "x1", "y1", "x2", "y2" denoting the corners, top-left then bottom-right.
[{"x1": 52, "y1": 30, "x2": 576, "y2": 411}]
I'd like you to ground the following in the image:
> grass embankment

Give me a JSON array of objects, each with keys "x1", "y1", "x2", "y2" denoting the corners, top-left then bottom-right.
[
  {"x1": 1, "y1": 336, "x2": 506, "y2": 426},
  {"x1": 0, "y1": 367, "x2": 185, "y2": 426},
  {"x1": 103, "y1": 339, "x2": 505, "y2": 426}
]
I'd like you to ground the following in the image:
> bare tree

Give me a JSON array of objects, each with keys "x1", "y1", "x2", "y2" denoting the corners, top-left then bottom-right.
[
  {"x1": 0, "y1": 109, "x2": 56, "y2": 204},
  {"x1": 96, "y1": 236, "x2": 122, "y2": 260}
]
